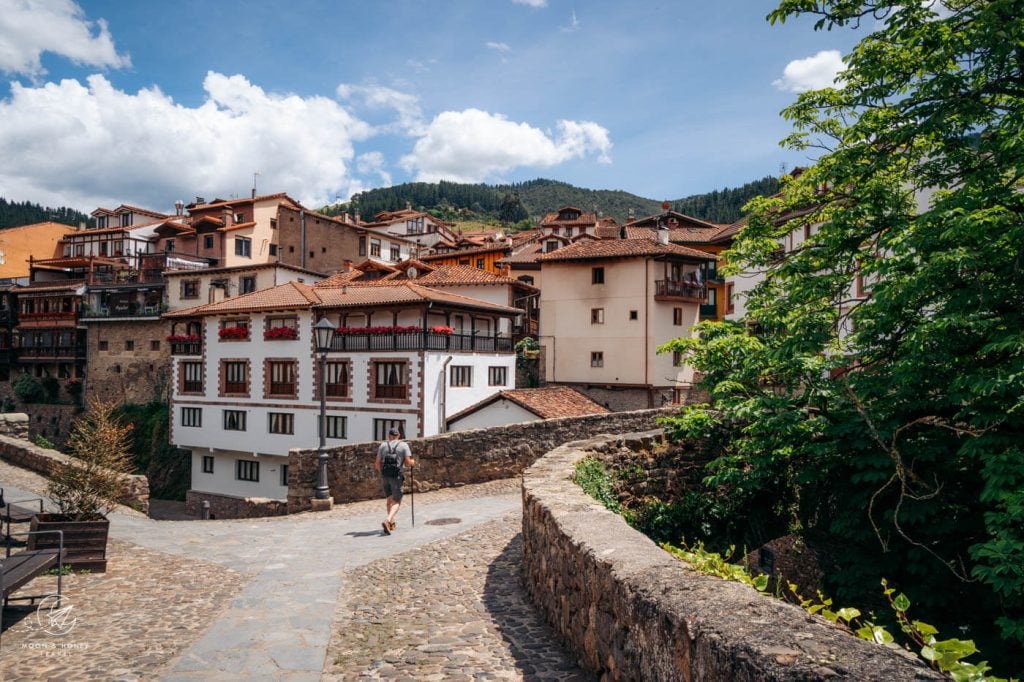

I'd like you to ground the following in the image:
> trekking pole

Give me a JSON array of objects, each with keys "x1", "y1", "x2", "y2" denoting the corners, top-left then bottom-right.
[{"x1": 410, "y1": 463, "x2": 415, "y2": 527}]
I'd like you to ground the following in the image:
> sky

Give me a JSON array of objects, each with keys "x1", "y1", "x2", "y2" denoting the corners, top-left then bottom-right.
[{"x1": 0, "y1": 0, "x2": 863, "y2": 214}]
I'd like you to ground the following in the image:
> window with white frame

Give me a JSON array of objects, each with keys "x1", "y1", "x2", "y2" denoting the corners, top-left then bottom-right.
[
  {"x1": 324, "y1": 361, "x2": 349, "y2": 398},
  {"x1": 370, "y1": 239, "x2": 381, "y2": 257},
  {"x1": 266, "y1": 361, "x2": 296, "y2": 397},
  {"x1": 373, "y1": 419, "x2": 405, "y2": 440},
  {"x1": 181, "y1": 361, "x2": 203, "y2": 393},
  {"x1": 373, "y1": 361, "x2": 407, "y2": 399},
  {"x1": 325, "y1": 415, "x2": 347, "y2": 439},
  {"x1": 223, "y1": 361, "x2": 248, "y2": 395},
  {"x1": 591, "y1": 308, "x2": 604, "y2": 324},
  {"x1": 591, "y1": 351, "x2": 604, "y2": 367},
  {"x1": 202, "y1": 455, "x2": 214, "y2": 473},
  {"x1": 235, "y1": 237, "x2": 252, "y2": 258},
  {"x1": 239, "y1": 276, "x2": 256, "y2": 294}
]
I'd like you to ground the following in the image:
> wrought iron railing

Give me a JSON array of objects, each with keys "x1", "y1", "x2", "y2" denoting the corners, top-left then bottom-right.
[
  {"x1": 170, "y1": 341, "x2": 202, "y2": 356},
  {"x1": 328, "y1": 331, "x2": 513, "y2": 353},
  {"x1": 654, "y1": 280, "x2": 706, "y2": 300}
]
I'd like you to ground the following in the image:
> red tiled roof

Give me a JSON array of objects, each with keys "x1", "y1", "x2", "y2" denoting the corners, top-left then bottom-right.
[
  {"x1": 59, "y1": 216, "x2": 187, "y2": 238},
  {"x1": 189, "y1": 193, "x2": 297, "y2": 210},
  {"x1": 217, "y1": 221, "x2": 258, "y2": 233},
  {"x1": 165, "y1": 280, "x2": 322, "y2": 318},
  {"x1": 448, "y1": 386, "x2": 610, "y2": 423},
  {"x1": 537, "y1": 238, "x2": 713, "y2": 263},
  {"x1": 420, "y1": 244, "x2": 509, "y2": 261},
  {"x1": 315, "y1": 282, "x2": 520, "y2": 314},
  {"x1": 19, "y1": 279, "x2": 87, "y2": 294},
  {"x1": 626, "y1": 210, "x2": 718, "y2": 231}
]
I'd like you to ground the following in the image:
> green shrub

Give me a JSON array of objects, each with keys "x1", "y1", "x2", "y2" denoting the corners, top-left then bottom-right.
[{"x1": 12, "y1": 372, "x2": 45, "y2": 404}]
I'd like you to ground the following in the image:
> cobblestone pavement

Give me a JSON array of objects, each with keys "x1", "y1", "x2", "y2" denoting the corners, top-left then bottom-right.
[
  {"x1": 325, "y1": 512, "x2": 593, "y2": 681},
  {"x1": 1, "y1": 460, "x2": 591, "y2": 679}
]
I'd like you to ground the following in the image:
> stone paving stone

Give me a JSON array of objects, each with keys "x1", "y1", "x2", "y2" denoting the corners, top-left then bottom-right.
[
  {"x1": 323, "y1": 511, "x2": 595, "y2": 681},
  {"x1": 0, "y1": 538, "x2": 248, "y2": 681}
]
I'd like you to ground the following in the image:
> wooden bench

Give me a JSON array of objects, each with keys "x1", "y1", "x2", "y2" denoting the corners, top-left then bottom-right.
[{"x1": 1, "y1": 530, "x2": 64, "y2": 634}]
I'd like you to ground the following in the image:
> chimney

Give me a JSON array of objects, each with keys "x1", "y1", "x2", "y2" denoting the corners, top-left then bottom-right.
[
  {"x1": 657, "y1": 226, "x2": 669, "y2": 245},
  {"x1": 223, "y1": 207, "x2": 232, "y2": 225},
  {"x1": 405, "y1": 201, "x2": 412, "y2": 210},
  {"x1": 174, "y1": 200, "x2": 184, "y2": 216},
  {"x1": 499, "y1": 262, "x2": 511, "y2": 277},
  {"x1": 343, "y1": 259, "x2": 352, "y2": 273},
  {"x1": 354, "y1": 210, "x2": 361, "y2": 224},
  {"x1": 78, "y1": 221, "x2": 87, "y2": 231}
]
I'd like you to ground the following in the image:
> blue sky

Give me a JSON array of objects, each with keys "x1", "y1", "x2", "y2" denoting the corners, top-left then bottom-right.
[{"x1": 0, "y1": 0, "x2": 861, "y2": 213}]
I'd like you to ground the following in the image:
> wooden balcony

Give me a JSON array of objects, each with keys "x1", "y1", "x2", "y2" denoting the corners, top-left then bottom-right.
[
  {"x1": 328, "y1": 331, "x2": 513, "y2": 353},
  {"x1": 170, "y1": 340, "x2": 202, "y2": 356},
  {"x1": 654, "y1": 280, "x2": 706, "y2": 302},
  {"x1": 19, "y1": 344, "x2": 87, "y2": 360}
]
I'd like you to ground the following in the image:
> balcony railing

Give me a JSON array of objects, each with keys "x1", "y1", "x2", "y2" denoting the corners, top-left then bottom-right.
[
  {"x1": 170, "y1": 340, "x2": 202, "y2": 356},
  {"x1": 17, "y1": 311, "x2": 77, "y2": 322},
  {"x1": 80, "y1": 303, "x2": 165, "y2": 319},
  {"x1": 654, "y1": 280, "x2": 707, "y2": 301},
  {"x1": 328, "y1": 331, "x2": 513, "y2": 353},
  {"x1": 19, "y1": 344, "x2": 87, "y2": 359}
]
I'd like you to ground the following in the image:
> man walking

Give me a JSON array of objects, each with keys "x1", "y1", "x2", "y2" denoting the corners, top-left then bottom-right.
[{"x1": 376, "y1": 427, "x2": 414, "y2": 535}]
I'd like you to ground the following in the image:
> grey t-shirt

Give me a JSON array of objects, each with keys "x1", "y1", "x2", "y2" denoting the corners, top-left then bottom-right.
[{"x1": 376, "y1": 440, "x2": 411, "y2": 475}]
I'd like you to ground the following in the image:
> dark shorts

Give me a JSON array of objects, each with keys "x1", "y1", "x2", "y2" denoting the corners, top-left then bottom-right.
[{"x1": 382, "y1": 476, "x2": 404, "y2": 501}]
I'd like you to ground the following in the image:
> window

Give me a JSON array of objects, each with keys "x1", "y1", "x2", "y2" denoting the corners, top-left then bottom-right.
[
  {"x1": 121, "y1": 213, "x2": 131, "y2": 227},
  {"x1": 165, "y1": 239, "x2": 175, "y2": 252},
  {"x1": 125, "y1": 340, "x2": 134, "y2": 351},
  {"x1": 239, "y1": 276, "x2": 256, "y2": 294},
  {"x1": 181, "y1": 361, "x2": 203, "y2": 393},
  {"x1": 672, "y1": 351, "x2": 683, "y2": 367},
  {"x1": 98, "y1": 340, "x2": 109, "y2": 351},
  {"x1": 280, "y1": 464, "x2": 289, "y2": 486},
  {"x1": 591, "y1": 352, "x2": 604, "y2": 368},
  {"x1": 476, "y1": 258, "x2": 485, "y2": 269},
  {"x1": 373, "y1": 361, "x2": 407, "y2": 400},
  {"x1": 202, "y1": 455, "x2": 213, "y2": 473},
  {"x1": 450, "y1": 365, "x2": 472, "y2": 387},
  {"x1": 266, "y1": 361, "x2": 296, "y2": 396},
  {"x1": 390, "y1": 245, "x2": 400, "y2": 261},
  {"x1": 458, "y1": 258, "x2": 470, "y2": 265},
  {"x1": 706, "y1": 288, "x2": 717, "y2": 306},
  {"x1": 234, "y1": 212, "x2": 245, "y2": 224},
  {"x1": 204, "y1": 235, "x2": 214, "y2": 249},
  {"x1": 268, "y1": 412, "x2": 294, "y2": 435},
  {"x1": 324, "y1": 361, "x2": 349, "y2": 398},
  {"x1": 358, "y1": 236, "x2": 366, "y2": 256},
  {"x1": 270, "y1": 218, "x2": 277, "y2": 230},
  {"x1": 236, "y1": 459, "x2": 259, "y2": 482},
  {"x1": 99, "y1": 241, "x2": 108, "y2": 256},
  {"x1": 592, "y1": 267, "x2": 605, "y2": 284},
  {"x1": 545, "y1": 240, "x2": 559, "y2": 252},
  {"x1": 182, "y1": 280, "x2": 200, "y2": 299},
  {"x1": 269, "y1": 244, "x2": 278, "y2": 257},
  {"x1": 223, "y1": 361, "x2": 248, "y2": 395},
  {"x1": 235, "y1": 237, "x2": 252, "y2": 258},
  {"x1": 151, "y1": 340, "x2": 160, "y2": 351},
  {"x1": 374, "y1": 419, "x2": 405, "y2": 440},
  {"x1": 182, "y1": 407, "x2": 202, "y2": 428},
  {"x1": 488, "y1": 366, "x2": 507, "y2": 386},
  {"x1": 726, "y1": 283, "x2": 735, "y2": 314},
  {"x1": 325, "y1": 415, "x2": 347, "y2": 439},
  {"x1": 673, "y1": 307, "x2": 684, "y2": 326},
  {"x1": 629, "y1": 310, "x2": 638, "y2": 321},
  {"x1": 591, "y1": 308, "x2": 604, "y2": 324},
  {"x1": 74, "y1": 244, "x2": 84, "y2": 256},
  {"x1": 370, "y1": 239, "x2": 381, "y2": 257},
  {"x1": 224, "y1": 410, "x2": 247, "y2": 431}
]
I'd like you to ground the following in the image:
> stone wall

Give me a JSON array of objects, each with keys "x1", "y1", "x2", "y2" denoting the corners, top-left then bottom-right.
[
  {"x1": 0, "y1": 434, "x2": 149, "y2": 514},
  {"x1": 287, "y1": 407, "x2": 674, "y2": 514},
  {"x1": 85, "y1": 319, "x2": 171, "y2": 405},
  {"x1": 521, "y1": 432, "x2": 940, "y2": 681},
  {"x1": 23, "y1": 403, "x2": 81, "y2": 450},
  {"x1": 185, "y1": 490, "x2": 287, "y2": 519},
  {"x1": 0, "y1": 412, "x2": 29, "y2": 439}
]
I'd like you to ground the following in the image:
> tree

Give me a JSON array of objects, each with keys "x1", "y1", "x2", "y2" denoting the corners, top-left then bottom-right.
[
  {"x1": 498, "y1": 192, "x2": 528, "y2": 224},
  {"x1": 662, "y1": 0, "x2": 1023, "y2": 668}
]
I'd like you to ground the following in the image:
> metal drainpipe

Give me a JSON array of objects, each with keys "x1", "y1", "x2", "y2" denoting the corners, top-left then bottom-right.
[
  {"x1": 645, "y1": 258, "x2": 651, "y2": 406},
  {"x1": 439, "y1": 355, "x2": 453, "y2": 433}
]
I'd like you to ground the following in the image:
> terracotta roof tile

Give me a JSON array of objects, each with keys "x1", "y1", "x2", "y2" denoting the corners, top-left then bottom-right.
[
  {"x1": 19, "y1": 279, "x2": 86, "y2": 294},
  {"x1": 165, "y1": 280, "x2": 322, "y2": 318},
  {"x1": 448, "y1": 386, "x2": 610, "y2": 423},
  {"x1": 537, "y1": 238, "x2": 713, "y2": 262}
]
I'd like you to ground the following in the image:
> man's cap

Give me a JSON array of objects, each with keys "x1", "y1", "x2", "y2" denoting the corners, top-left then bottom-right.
[{"x1": 388, "y1": 428, "x2": 400, "y2": 436}]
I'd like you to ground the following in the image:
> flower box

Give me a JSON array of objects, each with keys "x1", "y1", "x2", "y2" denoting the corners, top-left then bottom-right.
[
  {"x1": 218, "y1": 327, "x2": 250, "y2": 341},
  {"x1": 430, "y1": 325, "x2": 454, "y2": 335},
  {"x1": 264, "y1": 326, "x2": 299, "y2": 341}
]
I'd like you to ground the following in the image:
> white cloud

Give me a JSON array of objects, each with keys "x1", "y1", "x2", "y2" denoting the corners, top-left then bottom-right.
[
  {"x1": 0, "y1": 71, "x2": 373, "y2": 209},
  {"x1": 561, "y1": 9, "x2": 580, "y2": 32},
  {"x1": 399, "y1": 109, "x2": 611, "y2": 183},
  {"x1": 0, "y1": 0, "x2": 129, "y2": 76},
  {"x1": 486, "y1": 41, "x2": 511, "y2": 53},
  {"x1": 512, "y1": 0, "x2": 547, "y2": 7},
  {"x1": 356, "y1": 151, "x2": 392, "y2": 187},
  {"x1": 336, "y1": 82, "x2": 425, "y2": 136},
  {"x1": 773, "y1": 50, "x2": 845, "y2": 93}
]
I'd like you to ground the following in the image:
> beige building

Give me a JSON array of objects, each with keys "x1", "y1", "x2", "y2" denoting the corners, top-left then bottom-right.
[{"x1": 538, "y1": 237, "x2": 714, "y2": 410}]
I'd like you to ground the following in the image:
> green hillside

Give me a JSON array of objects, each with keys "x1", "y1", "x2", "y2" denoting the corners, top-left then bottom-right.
[
  {"x1": 328, "y1": 175, "x2": 781, "y2": 227},
  {"x1": 0, "y1": 197, "x2": 94, "y2": 229}
]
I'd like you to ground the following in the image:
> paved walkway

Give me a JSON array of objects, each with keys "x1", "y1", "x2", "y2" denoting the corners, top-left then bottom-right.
[{"x1": 0, "y1": 461, "x2": 591, "y2": 680}]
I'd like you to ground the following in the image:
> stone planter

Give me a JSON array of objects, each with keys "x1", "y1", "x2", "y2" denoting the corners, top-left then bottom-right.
[{"x1": 28, "y1": 513, "x2": 110, "y2": 572}]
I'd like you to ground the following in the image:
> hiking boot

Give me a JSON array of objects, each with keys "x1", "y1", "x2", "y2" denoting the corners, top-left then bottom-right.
[
  {"x1": 382, "y1": 520, "x2": 391, "y2": 535},
  {"x1": 389, "y1": 520, "x2": 397, "y2": 531}
]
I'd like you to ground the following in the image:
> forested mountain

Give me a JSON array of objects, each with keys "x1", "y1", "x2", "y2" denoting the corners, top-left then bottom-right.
[
  {"x1": 329, "y1": 175, "x2": 781, "y2": 227},
  {"x1": 0, "y1": 197, "x2": 94, "y2": 229}
]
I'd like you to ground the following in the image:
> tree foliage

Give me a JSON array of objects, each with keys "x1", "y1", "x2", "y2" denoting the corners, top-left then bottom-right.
[
  {"x1": 0, "y1": 196, "x2": 93, "y2": 229},
  {"x1": 662, "y1": 0, "x2": 1024, "y2": 669}
]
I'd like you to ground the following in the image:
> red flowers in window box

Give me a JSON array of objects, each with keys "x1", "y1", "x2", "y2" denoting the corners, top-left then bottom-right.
[
  {"x1": 430, "y1": 325, "x2": 454, "y2": 335},
  {"x1": 218, "y1": 326, "x2": 250, "y2": 340},
  {"x1": 264, "y1": 326, "x2": 299, "y2": 340},
  {"x1": 166, "y1": 334, "x2": 199, "y2": 342}
]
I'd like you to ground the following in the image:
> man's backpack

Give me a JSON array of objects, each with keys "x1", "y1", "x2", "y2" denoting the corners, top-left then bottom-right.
[{"x1": 381, "y1": 442, "x2": 402, "y2": 477}]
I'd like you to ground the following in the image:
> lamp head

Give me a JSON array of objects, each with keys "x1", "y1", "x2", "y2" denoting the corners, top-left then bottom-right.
[{"x1": 314, "y1": 316, "x2": 335, "y2": 352}]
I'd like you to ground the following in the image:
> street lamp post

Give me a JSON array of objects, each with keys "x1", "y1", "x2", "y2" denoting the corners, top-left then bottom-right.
[{"x1": 313, "y1": 316, "x2": 336, "y2": 502}]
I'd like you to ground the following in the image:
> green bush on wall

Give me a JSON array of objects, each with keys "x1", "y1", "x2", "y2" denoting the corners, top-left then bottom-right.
[{"x1": 12, "y1": 372, "x2": 46, "y2": 404}]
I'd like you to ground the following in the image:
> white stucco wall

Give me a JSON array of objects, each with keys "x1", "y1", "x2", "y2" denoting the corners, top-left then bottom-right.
[{"x1": 447, "y1": 399, "x2": 538, "y2": 431}]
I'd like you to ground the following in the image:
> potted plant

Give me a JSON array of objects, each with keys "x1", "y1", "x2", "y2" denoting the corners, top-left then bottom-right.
[
  {"x1": 218, "y1": 326, "x2": 250, "y2": 340},
  {"x1": 264, "y1": 326, "x2": 299, "y2": 340},
  {"x1": 29, "y1": 399, "x2": 135, "y2": 572}
]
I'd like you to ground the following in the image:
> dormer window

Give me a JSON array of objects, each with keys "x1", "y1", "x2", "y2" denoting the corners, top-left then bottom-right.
[
  {"x1": 234, "y1": 213, "x2": 245, "y2": 224},
  {"x1": 96, "y1": 216, "x2": 108, "y2": 229}
]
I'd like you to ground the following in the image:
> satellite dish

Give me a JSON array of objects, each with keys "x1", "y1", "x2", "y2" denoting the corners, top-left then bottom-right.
[{"x1": 406, "y1": 267, "x2": 417, "y2": 279}]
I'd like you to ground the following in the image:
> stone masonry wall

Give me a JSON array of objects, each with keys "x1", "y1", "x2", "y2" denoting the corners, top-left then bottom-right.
[
  {"x1": 287, "y1": 407, "x2": 674, "y2": 513},
  {"x1": 85, "y1": 319, "x2": 171, "y2": 405},
  {"x1": 0, "y1": 433, "x2": 149, "y2": 514},
  {"x1": 521, "y1": 432, "x2": 940, "y2": 681},
  {"x1": 185, "y1": 490, "x2": 287, "y2": 519}
]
